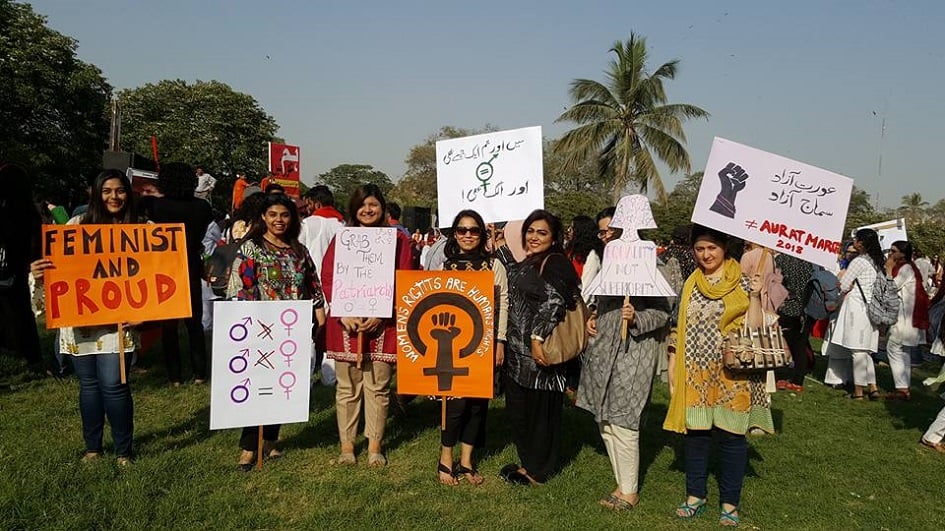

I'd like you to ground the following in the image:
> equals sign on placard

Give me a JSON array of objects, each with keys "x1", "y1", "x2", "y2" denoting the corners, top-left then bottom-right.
[{"x1": 258, "y1": 387, "x2": 274, "y2": 396}]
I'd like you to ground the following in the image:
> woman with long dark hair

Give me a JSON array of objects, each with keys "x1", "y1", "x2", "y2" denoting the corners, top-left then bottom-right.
[
  {"x1": 824, "y1": 228, "x2": 883, "y2": 400},
  {"x1": 435, "y1": 209, "x2": 508, "y2": 485},
  {"x1": 321, "y1": 184, "x2": 415, "y2": 467},
  {"x1": 566, "y1": 215, "x2": 604, "y2": 292},
  {"x1": 227, "y1": 193, "x2": 326, "y2": 470},
  {"x1": 884, "y1": 240, "x2": 929, "y2": 400},
  {"x1": 496, "y1": 209, "x2": 581, "y2": 486},
  {"x1": 31, "y1": 169, "x2": 140, "y2": 464}
]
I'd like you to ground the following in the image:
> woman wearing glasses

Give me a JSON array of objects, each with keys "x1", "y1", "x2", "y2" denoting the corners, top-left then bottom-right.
[
  {"x1": 884, "y1": 241, "x2": 929, "y2": 400},
  {"x1": 435, "y1": 209, "x2": 508, "y2": 485}
]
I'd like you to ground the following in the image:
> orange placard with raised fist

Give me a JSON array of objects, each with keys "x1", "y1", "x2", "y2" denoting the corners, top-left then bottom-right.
[
  {"x1": 42, "y1": 223, "x2": 193, "y2": 328},
  {"x1": 396, "y1": 271, "x2": 494, "y2": 399}
]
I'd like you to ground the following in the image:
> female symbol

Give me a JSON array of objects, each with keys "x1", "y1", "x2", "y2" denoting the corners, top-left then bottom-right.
[
  {"x1": 280, "y1": 308, "x2": 298, "y2": 335},
  {"x1": 279, "y1": 371, "x2": 296, "y2": 399},
  {"x1": 280, "y1": 339, "x2": 297, "y2": 367},
  {"x1": 230, "y1": 383, "x2": 249, "y2": 404},
  {"x1": 229, "y1": 355, "x2": 248, "y2": 374}
]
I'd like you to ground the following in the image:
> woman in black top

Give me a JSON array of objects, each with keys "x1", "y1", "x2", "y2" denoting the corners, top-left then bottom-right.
[{"x1": 496, "y1": 209, "x2": 580, "y2": 486}]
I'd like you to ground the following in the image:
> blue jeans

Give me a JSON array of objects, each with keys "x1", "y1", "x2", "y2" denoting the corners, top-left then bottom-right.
[
  {"x1": 72, "y1": 353, "x2": 134, "y2": 457},
  {"x1": 685, "y1": 428, "x2": 748, "y2": 506}
]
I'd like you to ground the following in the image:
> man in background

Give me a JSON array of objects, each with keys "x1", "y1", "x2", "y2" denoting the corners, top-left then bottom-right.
[{"x1": 194, "y1": 166, "x2": 217, "y2": 202}]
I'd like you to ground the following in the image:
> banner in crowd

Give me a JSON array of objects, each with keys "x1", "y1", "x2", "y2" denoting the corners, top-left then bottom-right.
[
  {"x1": 42, "y1": 223, "x2": 192, "y2": 328},
  {"x1": 587, "y1": 195, "x2": 675, "y2": 297},
  {"x1": 436, "y1": 126, "x2": 544, "y2": 224},
  {"x1": 330, "y1": 227, "x2": 397, "y2": 318},
  {"x1": 691, "y1": 137, "x2": 854, "y2": 269},
  {"x1": 395, "y1": 270, "x2": 494, "y2": 399},
  {"x1": 855, "y1": 218, "x2": 908, "y2": 251},
  {"x1": 126, "y1": 168, "x2": 159, "y2": 196},
  {"x1": 210, "y1": 300, "x2": 313, "y2": 430},
  {"x1": 267, "y1": 142, "x2": 301, "y2": 198}
]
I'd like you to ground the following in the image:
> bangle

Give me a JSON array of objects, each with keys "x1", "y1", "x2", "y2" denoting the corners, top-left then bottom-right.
[{"x1": 530, "y1": 334, "x2": 544, "y2": 343}]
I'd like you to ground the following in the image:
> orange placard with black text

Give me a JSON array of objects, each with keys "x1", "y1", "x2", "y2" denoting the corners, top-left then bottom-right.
[
  {"x1": 42, "y1": 223, "x2": 193, "y2": 328},
  {"x1": 396, "y1": 271, "x2": 494, "y2": 399}
]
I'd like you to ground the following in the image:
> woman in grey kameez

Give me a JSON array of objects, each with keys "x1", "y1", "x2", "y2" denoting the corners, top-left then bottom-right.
[{"x1": 577, "y1": 294, "x2": 670, "y2": 509}]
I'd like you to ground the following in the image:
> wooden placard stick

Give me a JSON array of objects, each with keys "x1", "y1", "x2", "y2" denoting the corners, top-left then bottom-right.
[
  {"x1": 356, "y1": 331, "x2": 365, "y2": 369},
  {"x1": 256, "y1": 426, "x2": 264, "y2": 471},
  {"x1": 118, "y1": 323, "x2": 127, "y2": 384},
  {"x1": 620, "y1": 295, "x2": 630, "y2": 341}
]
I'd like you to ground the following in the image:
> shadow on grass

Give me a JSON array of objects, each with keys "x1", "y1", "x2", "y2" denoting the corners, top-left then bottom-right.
[{"x1": 135, "y1": 404, "x2": 213, "y2": 453}]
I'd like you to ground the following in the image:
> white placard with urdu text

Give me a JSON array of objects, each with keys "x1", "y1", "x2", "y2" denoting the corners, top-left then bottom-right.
[
  {"x1": 691, "y1": 137, "x2": 854, "y2": 269},
  {"x1": 436, "y1": 126, "x2": 544, "y2": 224}
]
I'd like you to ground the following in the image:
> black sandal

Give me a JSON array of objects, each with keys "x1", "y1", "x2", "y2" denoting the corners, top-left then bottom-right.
[
  {"x1": 868, "y1": 390, "x2": 882, "y2": 401},
  {"x1": 438, "y1": 461, "x2": 457, "y2": 486},
  {"x1": 455, "y1": 464, "x2": 484, "y2": 485}
]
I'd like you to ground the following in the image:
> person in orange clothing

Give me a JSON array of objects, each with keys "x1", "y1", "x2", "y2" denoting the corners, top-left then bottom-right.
[{"x1": 231, "y1": 173, "x2": 249, "y2": 212}]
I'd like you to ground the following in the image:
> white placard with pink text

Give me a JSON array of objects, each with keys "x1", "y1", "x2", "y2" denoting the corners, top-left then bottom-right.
[
  {"x1": 330, "y1": 227, "x2": 397, "y2": 318},
  {"x1": 210, "y1": 300, "x2": 313, "y2": 430},
  {"x1": 691, "y1": 137, "x2": 854, "y2": 269}
]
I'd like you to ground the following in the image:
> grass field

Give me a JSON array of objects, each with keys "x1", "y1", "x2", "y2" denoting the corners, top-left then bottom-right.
[{"x1": 2, "y1": 329, "x2": 945, "y2": 530}]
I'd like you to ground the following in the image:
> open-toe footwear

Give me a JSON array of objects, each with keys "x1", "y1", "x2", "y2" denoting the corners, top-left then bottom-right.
[
  {"x1": 720, "y1": 506, "x2": 740, "y2": 527},
  {"x1": 920, "y1": 438, "x2": 945, "y2": 454},
  {"x1": 498, "y1": 463, "x2": 519, "y2": 481},
  {"x1": 368, "y1": 452, "x2": 387, "y2": 467},
  {"x1": 116, "y1": 456, "x2": 132, "y2": 467},
  {"x1": 885, "y1": 390, "x2": 911, "y2": 401},
  {"x1": 867, "y1": 390, "x2": 882, "y2": 401},
  {"x1": 438, "y1": 461, "x2": 457, "y2": 485},
  {"x1": 263, "y1": 442, "x2": 282, "y2": 460},
  {"x1": 675, "y1": 498, "x2": 707, "y2": 519},
  {"x1": 237, "y1": 450, "x2": 256, "y2": 472},
  {"x1": 81, "y1": 451, "x2": 102, "y2": 463},
  {"x1": 336, "y1": 452, "x2": 356, "y2": 465},
  {"x1": 599, "y1": 494, "x2": 636, "y2": 511},
  {"x1": 455, "y1": 464, "x2": 484, "y2": 485}
]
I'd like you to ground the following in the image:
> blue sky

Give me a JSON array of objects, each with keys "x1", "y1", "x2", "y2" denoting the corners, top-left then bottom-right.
[{"x1": 31, "y1": 0, "x2": 945, "y2": 208}]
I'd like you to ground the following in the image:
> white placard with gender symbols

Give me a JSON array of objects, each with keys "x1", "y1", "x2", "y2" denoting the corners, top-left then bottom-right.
[
  {"x1": 436, "y1": 126, "x2": 544, "y2": 224},
  {"x1": 210, "y1": 300, "x2": 313, "y2": 430},
  {"x1": 330, "y1": 227, "x2": 397, "y2": 318},
  {"x1": 691, "y1": 137, "x2": 854, "y2": 270}
]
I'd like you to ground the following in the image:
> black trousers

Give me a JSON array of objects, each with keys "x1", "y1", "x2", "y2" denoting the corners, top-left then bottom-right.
[
  {"x1": 239, "y1": 425, "x2": 281, "y2": 451},
  {"x1": 0, "y1": 278, "x2": 42, "y2": 367},
  {"x1": 160, "y1": 277, "x2": 207, "y2": 382},
  {"x1": 441, "y1": 397, "x2": 488, "y2": 447},
  {"x1": 504, "y1": 374, "x2": 564, "y2": 483},
  {"x1": 685, "y1": 428, "x2": 748, "y2": 506},
  {"x1": 776, "y1": 314, "x2": 808, "y2": 386}
]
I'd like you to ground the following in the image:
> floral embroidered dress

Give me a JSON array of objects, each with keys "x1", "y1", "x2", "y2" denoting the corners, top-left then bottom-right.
[
  {"x1": 227, "y1": 239, "x2": 325, "y2": 307},
  {"x1": 683, "y1": 276, "x2": 774, "y2": 435}
]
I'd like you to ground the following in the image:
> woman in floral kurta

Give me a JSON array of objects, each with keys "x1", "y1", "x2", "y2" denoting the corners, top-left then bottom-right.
[
  {"x1": 227, "y1": 194, "x2": 325, "y2": 470},
  {"x1": 663, "y1": 225, "x2": 771, "y2": 527}
]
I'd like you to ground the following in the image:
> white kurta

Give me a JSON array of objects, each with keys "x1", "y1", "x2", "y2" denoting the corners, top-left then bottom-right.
[
  {"x1": 826, "y1": 256, "x2": 879, "y2": 352},
  {"x1": 890, "y1": 265, "x2": 924, "y2": 347}
]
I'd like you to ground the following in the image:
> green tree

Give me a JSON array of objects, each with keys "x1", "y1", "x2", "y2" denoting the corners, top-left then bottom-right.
[
  {"x1": 543, "y1": 139, "x2": 611, "y2": 222},
  {"x1": 0, "y1": 0, "x2": 111, "y2": 202},
  {"x1": 118, "y1": 79, "x2": 279, "y2": 206},
  {"x1": 315, "y1": 164, "x2": 394, "y2": 211},
  {"x1": 649, "y1": 172, "x2": 703, "y2": 242},
  {"x1": 899, "y1": 192, "x2": 928, "y2": 223},
  {"x1": 554, "y1": 33, "x2": 708, "y2": 203},
  {"x1": 843, "y1": 186, "x2": 884, "y2": 236},
  {"x1": 390, "y1": 125, "x2": 498, "y2": 210}
]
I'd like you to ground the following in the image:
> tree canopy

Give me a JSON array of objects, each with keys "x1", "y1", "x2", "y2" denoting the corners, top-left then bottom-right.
[
  {"x1": 0, "y1": 0, "x2": 112, "y2": 202},
  {"x1": 554, "y1": 33, "x2": 708, "y2": 203},
  {"x1": 315, "y1": 164, "x2": 394, "y2": 212},
  {"x1": 117, "y1": 80, "x2": 279, "y2": 181}
]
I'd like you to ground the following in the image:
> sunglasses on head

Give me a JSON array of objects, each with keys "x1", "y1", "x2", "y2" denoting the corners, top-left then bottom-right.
[{"x1": 454, "y1": 226, "x2": 482, "y2": 236}]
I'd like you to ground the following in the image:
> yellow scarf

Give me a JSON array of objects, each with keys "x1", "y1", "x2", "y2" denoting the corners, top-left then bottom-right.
[{"x1": 663, "y1": 258, "x2": 748, "y2": 434}]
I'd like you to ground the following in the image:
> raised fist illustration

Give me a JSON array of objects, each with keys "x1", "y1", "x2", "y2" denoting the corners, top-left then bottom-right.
[
  {"x1": 430, "y1": 312, "x2": 461, "y2": 343},
  {"x1": 709, "y1": 161, "x2": 749, "y2": 219}
]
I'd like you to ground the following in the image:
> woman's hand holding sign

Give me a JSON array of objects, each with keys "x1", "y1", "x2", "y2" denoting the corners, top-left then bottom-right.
[{"x1": 30, "y1": 258, "x2": 54, "y2": 282}]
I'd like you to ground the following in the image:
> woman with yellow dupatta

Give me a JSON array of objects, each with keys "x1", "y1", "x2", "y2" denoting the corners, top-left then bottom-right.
[{"x1": 663, "y1": 225, "x2": 773, "y2": 527}]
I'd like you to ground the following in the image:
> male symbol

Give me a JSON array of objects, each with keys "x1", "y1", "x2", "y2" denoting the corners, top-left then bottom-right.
[
  {"x1": 709, "y1": 161, "x2": 749, "y2": 219},
  {"x1": 407, "y1": 293, "x2": 484, "y2": 392}
]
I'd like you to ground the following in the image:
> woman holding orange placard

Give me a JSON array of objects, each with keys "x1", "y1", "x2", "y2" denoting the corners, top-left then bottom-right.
[
  {"x1": 31, "y1": 169, "x2": 140, "y2": 465},
  {"x1": 434, "y1": 209, "x2": 508, "y2": 485}
]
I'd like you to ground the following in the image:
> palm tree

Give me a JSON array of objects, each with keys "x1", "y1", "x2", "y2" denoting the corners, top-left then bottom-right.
[
  {"x1": 554, "y1": 34, "x2": 709, "y2": 203},
  {"x1": 899, "y1": 192, "x2": 928, "y2": 222}
]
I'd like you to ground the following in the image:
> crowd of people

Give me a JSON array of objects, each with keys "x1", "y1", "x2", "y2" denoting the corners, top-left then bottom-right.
[{"x1": 4, "y1": 161, "x2": 945, "y2": 527}]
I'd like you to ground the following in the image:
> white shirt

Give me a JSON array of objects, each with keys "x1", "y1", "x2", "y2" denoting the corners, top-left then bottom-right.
[
  {"x1": 299, "y1": 214, "x2": 343, "y2": 269},
  {"x1": 195, "y1": 172, "x2": 217, "y2": 193}
]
